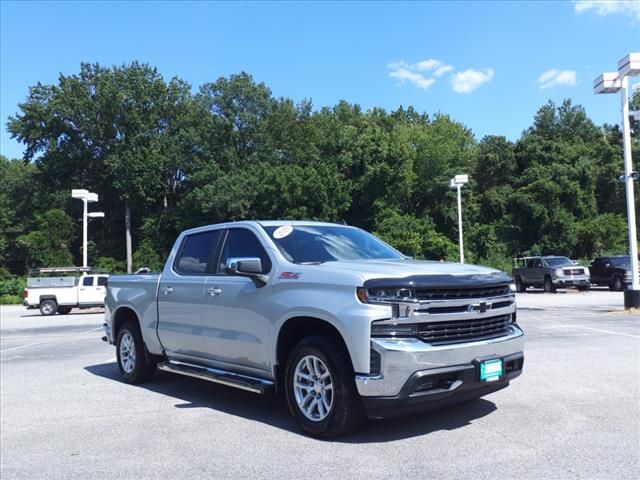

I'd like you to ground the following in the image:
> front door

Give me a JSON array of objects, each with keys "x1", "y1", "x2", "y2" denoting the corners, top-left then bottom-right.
[
  {"x1": 201, "y1": 227, "x2": 273, "y2": 376},
  {"x1": 157, "y1": 229, "x2": 222, "y2": 359}
]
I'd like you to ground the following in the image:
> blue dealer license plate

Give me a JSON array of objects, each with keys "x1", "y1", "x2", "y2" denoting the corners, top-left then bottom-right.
[{"x1": 480, "y1": 359, "x2": 503, "y2": 382}]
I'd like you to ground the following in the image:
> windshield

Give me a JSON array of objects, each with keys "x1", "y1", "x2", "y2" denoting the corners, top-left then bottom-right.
[
  {"x1": 611, "y1": 257, "x2": 630, "y2": 268},
  {"x1": 543, "y1": 257, "x2": 573, "y2": 267},
  {"x1": 262, "y1": 225, "x2": 404, "y2": 264}
]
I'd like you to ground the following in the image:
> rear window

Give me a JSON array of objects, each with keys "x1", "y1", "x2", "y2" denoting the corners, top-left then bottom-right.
[{"x1": 175, "y1": 230, "x2": 221, "y2": 275}]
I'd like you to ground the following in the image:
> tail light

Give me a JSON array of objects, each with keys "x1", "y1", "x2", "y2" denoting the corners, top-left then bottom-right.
[{"x1": 23, "y1": 288, "x2": 28, "y2": 299}]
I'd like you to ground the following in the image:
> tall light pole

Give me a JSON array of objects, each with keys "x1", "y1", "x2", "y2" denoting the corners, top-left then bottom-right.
[
  {"x1": 450, "y1": 174, "x2": 469, "y2": 264},
  {"x1": 593, "y1": 52, "x2": 640, "y2": 309},
  {"x1": 71, "y1": 189, "x2": 104, "y2": 268}
]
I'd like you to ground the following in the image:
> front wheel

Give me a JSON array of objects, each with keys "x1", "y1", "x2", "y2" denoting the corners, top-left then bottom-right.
[
  {"x1": 611, "y1": 276, "x2": 623, "y2": 291},
  {"x1": 515, "y1": 276, "x2": 526, "y2": 293},
  {"x1": 116, "y1": 322, "x2": 156, "y2": 384},
  {"x1": 284, "y1": 336, "x2": 365, "y2": 438},
  {"x1": 39, "y1": 299, "x2": 58, "y2": 316},
  {"x1": 544, "y1": 277, "x2": 556, "y2": 293}
]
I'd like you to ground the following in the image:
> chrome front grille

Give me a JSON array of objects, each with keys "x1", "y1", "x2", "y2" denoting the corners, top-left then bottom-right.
[
  {"x1": 563, "y1": 268, "x2": 585, "y2": 275},
  {"x1": 415, "y1": 285, "x2": 511, "y2": 301},
  {"x1": 417, "y1": 314, "x2": 513, "y2": 345}
]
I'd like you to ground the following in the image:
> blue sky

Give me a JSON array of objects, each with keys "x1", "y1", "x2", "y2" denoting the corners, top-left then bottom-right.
[{"x1": 1, "y1": 1, "x2": 639, "y2": 159}]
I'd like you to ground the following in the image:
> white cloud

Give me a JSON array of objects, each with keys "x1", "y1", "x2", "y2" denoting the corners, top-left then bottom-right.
[
  {"x1": 414, "y1": 59, "x2": 454, "y2": 77},
  {"x1": 451, "y1": 68, "x2": 494, "y2": 94},
  {"x1": 574, "y1": 0, "x2": 640, "y2": 22},
  {"x1": 389, "y1": 68, "x2": 435, "y2": 90},
  {"x1": 387, "y1": 58, "x2": 453, "y2": 90},
  {"x1": 537, "y1": 69, "x2": 577, "y2": 89}
]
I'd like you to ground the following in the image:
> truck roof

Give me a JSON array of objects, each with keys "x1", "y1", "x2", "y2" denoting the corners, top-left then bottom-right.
[
  {"x1": 514, "y1": 255, "x2": 568, "y2": 260},
  {"x1": 181, "y1": 220, "x2": 352, "y2": 236}
]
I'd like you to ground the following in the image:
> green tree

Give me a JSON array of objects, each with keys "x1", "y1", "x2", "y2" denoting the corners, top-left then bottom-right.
[
  {"x1": 7, "y1": 62, "x2": 197, "y2": 271},
  {"x1": 17, "y1": 209, "x2": 75, "y2": 268}
]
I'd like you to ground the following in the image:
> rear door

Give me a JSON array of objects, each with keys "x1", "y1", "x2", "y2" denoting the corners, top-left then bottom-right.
[
  {"x1": 530, "y1": 258, "x2": 544, "y2": 286},
  {"x1": 78, "y1": 276, "x2": 104, "y2": 305},
  {"x1": 157, "y1": 229, "x2": 222, "y2": 359}
]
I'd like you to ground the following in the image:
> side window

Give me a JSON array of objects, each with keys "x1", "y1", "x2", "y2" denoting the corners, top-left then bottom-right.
[
  {"x1": 83, "y1": 276, "x2": 94, "y2": 286},
  {"x1": 534, "y1": 259, "x2": 542, "y2": 268},
  {"x1": 97, "y1": 276, "x2": 108, "y2": 286},
  {"x1": 219, "y1": 229, "x2": 272, "y2": 274},
  {"x1": 175, "y1": 230, "x2": 221, "y2": 275},
  {"x1": 526, "y1": 259, "x2": 535, "y2": 269}
]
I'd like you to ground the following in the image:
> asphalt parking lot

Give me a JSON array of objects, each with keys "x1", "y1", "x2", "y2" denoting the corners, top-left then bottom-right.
[{"x1": 1, "y1": 290, "x2": 639, "y2": 480}]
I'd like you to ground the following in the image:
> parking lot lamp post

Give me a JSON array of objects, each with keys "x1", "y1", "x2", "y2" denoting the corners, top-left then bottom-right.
[
  {"x1": 71, "y1": 189, "x2": 101, "y2": 268},
  {"x1": 450, "y1": 174, "x2": 469, "y2": 264},
  {"x1": 593, "y1": 52, "x2": 640, "y2": 308}
]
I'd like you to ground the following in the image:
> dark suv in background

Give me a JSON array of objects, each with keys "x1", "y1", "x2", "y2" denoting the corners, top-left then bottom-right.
[{"x1": 590, "y1": 256, "x2": 637, "y2": 291}]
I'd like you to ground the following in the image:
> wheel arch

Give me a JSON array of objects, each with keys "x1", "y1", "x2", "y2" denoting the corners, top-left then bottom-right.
[
  {"x1": 38, "y1": 295, "x2": 57, "y2": 305},
  {"x1": 112, "y1": 306, "x2": 142, "y2": 339},
  {"x1": 275, "y1": 316, "x2": 354, "y2": 391}
]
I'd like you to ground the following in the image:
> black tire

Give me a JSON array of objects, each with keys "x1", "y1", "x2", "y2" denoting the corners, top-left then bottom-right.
[
  {"x1": 57, "y1": 307, "x2": 72, "y2": 315},
  {"x1": 515, "y1": 276, "x2": 526, "y2": 293},
  {"x1": 611, "y1": 276, "x2": 623, "y2": 292},
  {"x1": 116, "y1": 321, "x2": 156, "y2": 384},
  {"x1": 39, "y1": 299, "x2": 58, "y2": 316},
  {"x1": 543, "y1": 276, "x2": 556, "y2": 293},
  {"x1": 284, "y1": 335, "x2": 365, "y2": 438}
]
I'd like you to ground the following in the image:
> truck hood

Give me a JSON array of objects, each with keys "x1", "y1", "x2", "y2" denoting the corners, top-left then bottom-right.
[{"x1": 319, "y1": 259, "x2": 509, "y2": 283}]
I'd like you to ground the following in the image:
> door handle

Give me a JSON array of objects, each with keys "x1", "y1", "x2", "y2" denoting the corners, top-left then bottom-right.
[
  {"x1": 161, "y1": 286, "x2": 173, "y2": 295},
  {"x1": 207, "y1": 287, "x2": 222, "y2": 296}
]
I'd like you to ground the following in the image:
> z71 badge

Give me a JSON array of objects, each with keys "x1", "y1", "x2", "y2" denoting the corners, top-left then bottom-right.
[{"x1": 279, "y1": 272, "x2": 302, "y2": 280}]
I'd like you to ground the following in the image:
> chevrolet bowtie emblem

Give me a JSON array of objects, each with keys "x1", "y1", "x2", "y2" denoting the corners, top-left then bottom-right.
[{"x1": 469, "y1": 301, "x2": 491, "y2": 313}]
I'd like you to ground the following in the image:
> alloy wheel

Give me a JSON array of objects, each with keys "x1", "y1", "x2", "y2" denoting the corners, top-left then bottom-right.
[{"x1": 293, "y1": 355, "x2": 334, "y2": 422}]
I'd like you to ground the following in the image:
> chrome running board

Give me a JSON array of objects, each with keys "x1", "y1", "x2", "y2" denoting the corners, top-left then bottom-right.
[{"x1": 158, "y1": 360, "x2": 274, "y2": 395}]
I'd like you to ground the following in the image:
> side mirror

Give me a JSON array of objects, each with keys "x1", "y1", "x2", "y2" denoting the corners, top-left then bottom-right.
[
  {"x1": 225, "y1": 257, "x2": 267, "y2": 286},
  {"x1": 604, "y1": 263, "x2": 611, "y2": 268}
]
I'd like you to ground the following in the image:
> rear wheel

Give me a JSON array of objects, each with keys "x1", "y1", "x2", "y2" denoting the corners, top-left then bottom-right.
[
  {"x1": 39, "y1": 299, "x2": 58, "y2": 316},
  {"x1": 116, "y1": 322, "x2": 156, "y2": 384},
  {"x1": 284, "y1": 335, "x2": 365, "y2": 438},
  {"x1": 544, "y1": 276, "x2": 556, "y2": 293},
  {"x1": 515, "y1": 276, "x2": 526, "y2": 293}
]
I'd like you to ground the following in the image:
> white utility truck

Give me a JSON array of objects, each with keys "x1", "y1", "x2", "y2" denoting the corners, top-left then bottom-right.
[{"x1": 23, "y1": 267, "x2": 109, "y2": 315}]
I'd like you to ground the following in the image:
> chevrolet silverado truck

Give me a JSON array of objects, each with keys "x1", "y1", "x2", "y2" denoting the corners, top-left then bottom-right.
[
  {"x1": 24, "y1": 267, "x2": 109, "y2": 315},
  {"x1": 512, "y1": 256, "x2": 590, "y2": 293},
  {"x1": 589, "y1": 256, "x2": 638, "y2": 291},
  {"x1": 103, "y1": 221, "x2": 524, "y2": 437}
]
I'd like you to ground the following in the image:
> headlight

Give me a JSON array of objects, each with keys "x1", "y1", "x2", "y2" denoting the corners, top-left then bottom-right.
[
  {"x1": 554, "y1": 268, "x2": 564, "y2": 277},
  {"x1": 509, "y1": 283, "x2": 517, "y2": 293},
  {"x1": 357, "y1": 287, "x2": 415, "y2": 303}
]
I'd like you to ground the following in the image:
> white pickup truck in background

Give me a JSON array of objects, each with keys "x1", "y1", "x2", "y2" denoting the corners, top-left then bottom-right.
[{"x1": 23, "y1": 267, "x2": 109, "y2": 315}]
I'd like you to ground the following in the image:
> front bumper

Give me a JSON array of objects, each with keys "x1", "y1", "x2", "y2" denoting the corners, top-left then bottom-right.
[
  {"x1": 552, "y1": 275, "x2": 590, "y2": 287},
  {"x1": 355, "y1": 325, "x2": 524, "y2": 417},
  {"x1": 361, "y1": 352, "x2": 523, "y2": 419}
]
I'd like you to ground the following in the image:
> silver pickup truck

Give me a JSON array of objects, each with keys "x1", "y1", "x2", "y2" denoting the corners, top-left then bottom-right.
[{"x1": 104, "y1": 221, "x2": 524, "y2": 437}]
